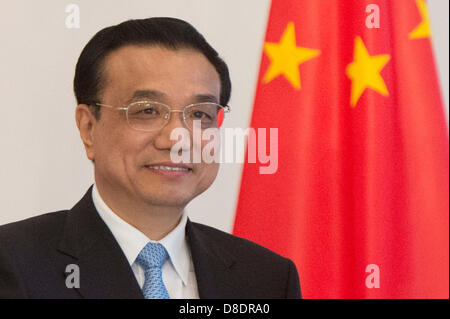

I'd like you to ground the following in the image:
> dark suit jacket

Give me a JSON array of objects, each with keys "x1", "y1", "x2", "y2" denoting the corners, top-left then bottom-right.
[{"x1": 0, "y1": 187, "x2": 301, "y2": 299}]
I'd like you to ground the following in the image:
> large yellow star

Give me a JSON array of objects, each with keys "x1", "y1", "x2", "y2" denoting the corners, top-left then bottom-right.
[
  {"x1": 409, "y1": 0, "x2": 432, "y2": 39},
  {"x1": 346, "y1": 37, "x2": 391, "y2": 107},
  {"x1": 263, "y1": 22, "x2": 320, "y2": 89}
]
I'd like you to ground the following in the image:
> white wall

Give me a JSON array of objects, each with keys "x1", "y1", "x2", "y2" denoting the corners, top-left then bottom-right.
[
  {"x1": 0, "y1": 0, "x2": 448, "y2": 231},
  {"x1": 429, "y1": 0, "x2": 449, "y2": 124}
]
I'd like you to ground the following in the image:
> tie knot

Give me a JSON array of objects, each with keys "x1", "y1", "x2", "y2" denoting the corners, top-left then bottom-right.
[{"x1": 136, "y1": 242, "x2": 168, "y2": 269}]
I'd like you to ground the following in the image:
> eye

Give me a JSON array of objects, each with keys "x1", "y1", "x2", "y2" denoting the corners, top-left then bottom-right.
[
  {"x1": 192, "y1": 111, "x2": 210, "y2": 119},
  {"x1": 142, "y1": 108, "x2": 156, "y2": 115},
  {"x1": 128, "y1": 102, "x2": 164, "y2": 119}
]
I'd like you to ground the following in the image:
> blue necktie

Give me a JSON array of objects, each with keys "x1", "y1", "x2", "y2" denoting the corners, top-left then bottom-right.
[{"x1": 135, "y1": 242, "x2": 170, "y2": 299}]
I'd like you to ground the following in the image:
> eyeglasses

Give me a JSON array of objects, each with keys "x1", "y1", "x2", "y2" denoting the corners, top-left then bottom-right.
[{"x1": 93, "y1": 100, "x2": 231, "y2": 132}]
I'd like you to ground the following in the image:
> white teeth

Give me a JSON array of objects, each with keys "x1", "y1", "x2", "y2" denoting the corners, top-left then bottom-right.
[{"x1": 149, "y1": 165, "x2": 190, "y2": 171}]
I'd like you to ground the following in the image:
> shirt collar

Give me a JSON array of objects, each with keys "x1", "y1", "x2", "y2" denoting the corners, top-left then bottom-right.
[{"x1": 91, "y1": 184, "x2": 190, "y2": 286}]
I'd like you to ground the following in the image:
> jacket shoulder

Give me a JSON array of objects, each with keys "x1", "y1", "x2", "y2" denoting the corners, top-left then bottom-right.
[
  {"x1": 0, "y1": 211, "x2": 70, "y2": 298},
  {"x1": 189, "y1": 221, "x2": 290, "y2": 265},
  {"x1": 188, "y1": 221, "x2": 301, "y2": 298},
  {"x1": 0, "y1": 211, "x2": 68, "y2": 247}
]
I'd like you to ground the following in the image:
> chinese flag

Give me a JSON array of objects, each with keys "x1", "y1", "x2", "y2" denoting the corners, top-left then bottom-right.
[{"x1": 233, "y1": 0, "x2": 449, "y2": 298}]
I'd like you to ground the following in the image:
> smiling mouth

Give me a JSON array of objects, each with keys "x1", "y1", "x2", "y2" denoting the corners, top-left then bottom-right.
[
  {"x1": 143, "y1": 164, "x2": 193, "y2": 178},
  {"x1": 145, "y1": 165, "x2": 192, "y2": 172}
]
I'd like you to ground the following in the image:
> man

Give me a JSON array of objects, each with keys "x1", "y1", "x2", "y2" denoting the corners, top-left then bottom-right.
[{"x1": 0, "y1": 17, "x2": 301, "y2": 299}]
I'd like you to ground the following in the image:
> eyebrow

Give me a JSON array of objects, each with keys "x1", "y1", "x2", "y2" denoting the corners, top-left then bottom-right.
[
  {"x1": 129, "y1": 90, "x2": 219, "y2": 104},
  {"x1": 193, "y1": 94, "x2": 219, "y2": 104},
  {"x1": 131, "y1": 90, "x2": 166, "y2": 100}
]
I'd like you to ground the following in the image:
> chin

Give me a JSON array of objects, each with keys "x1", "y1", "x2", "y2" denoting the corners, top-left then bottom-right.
[{"x1": 140, "y1": 188, "x2": 195, "y2": 207}]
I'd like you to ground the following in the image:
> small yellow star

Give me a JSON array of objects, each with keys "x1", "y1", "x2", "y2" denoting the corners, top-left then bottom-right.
[
  {"x1": 346, "y1": 37, "x2": 391, "y2": 107},
  {"x1": 409, "y1": 0, "x2": 432, "y2": 39},
  {"x1": 263, "y1": 22, "x2": 320, "y2": 89}
]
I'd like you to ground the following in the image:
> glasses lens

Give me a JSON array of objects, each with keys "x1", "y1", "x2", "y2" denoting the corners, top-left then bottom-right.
[
  {"x1": 185, "y1": 103, "x2": 221, "y2": 130},
  {"x1": 127, "y1": 101, "x2": 169, "y2": 131}
]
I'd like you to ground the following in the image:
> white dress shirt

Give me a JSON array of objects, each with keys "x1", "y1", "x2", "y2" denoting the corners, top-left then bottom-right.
[{"x1": 91, "y1": 184, "x2": 199, "y2": 299}]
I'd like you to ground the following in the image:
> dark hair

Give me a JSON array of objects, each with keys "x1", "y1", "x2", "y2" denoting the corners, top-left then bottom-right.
[{"x1": 73, "y1": 17, "x2": 231, "y2": 118}]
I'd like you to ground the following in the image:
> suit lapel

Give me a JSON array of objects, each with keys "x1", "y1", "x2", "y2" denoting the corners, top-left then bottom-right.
[
  {"x1": 57, "y1": 186, "x2": 143, "y2": 299},
  {"x1": 186, "y1": 221, "x2": 244, "y2": 299}
]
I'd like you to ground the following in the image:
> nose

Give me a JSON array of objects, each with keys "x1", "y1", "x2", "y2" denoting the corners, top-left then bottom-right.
[{"x1": 153, "y1": 110, "x2": 190, "y2": 151}]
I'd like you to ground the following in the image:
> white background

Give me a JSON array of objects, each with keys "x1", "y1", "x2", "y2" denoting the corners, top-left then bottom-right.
[{"x1": 0, "y1": 0, "x2": 448, "y2": 231}]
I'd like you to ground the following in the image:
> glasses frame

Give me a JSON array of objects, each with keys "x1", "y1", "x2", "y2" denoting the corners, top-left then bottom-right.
[{"x1": 92, "y1": 100, "x2": 231, "y2": 132}]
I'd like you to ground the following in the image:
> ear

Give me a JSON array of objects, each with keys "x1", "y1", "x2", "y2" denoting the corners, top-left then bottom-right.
[{"x1": 75, "y1": 104, "x2": 97, "y2": 161}]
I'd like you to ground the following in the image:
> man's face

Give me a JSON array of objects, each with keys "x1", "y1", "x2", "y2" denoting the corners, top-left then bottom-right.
[{"x1": 80, "y1": 45, "x2": 221, "y2": 209}]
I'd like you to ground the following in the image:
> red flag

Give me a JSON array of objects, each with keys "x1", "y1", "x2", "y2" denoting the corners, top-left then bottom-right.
[{"x1": 233, "y1": 0, "x2": 449, "y2": 298}]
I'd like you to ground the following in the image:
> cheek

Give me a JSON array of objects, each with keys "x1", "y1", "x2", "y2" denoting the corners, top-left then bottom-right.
[
  {"x1": 93, "y1": 124, "x2": 150, "y2": 171},
  {"x1": 197, "y1": 162, "x2": 220, "y2": 191}
]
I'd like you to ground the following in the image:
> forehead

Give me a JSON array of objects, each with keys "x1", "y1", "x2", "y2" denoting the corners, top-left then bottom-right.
[{"x1": 101, "y1": 45, "x2": 221, "y2": 104}]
